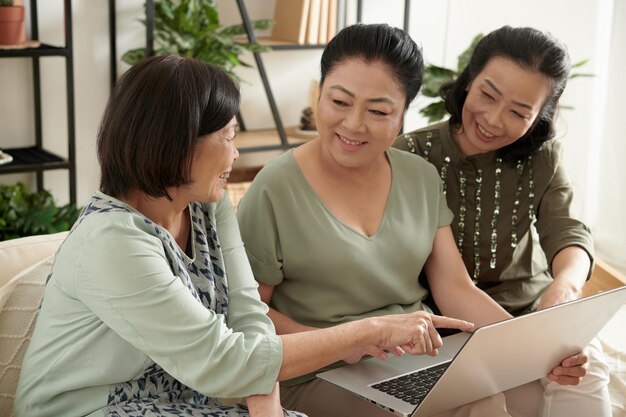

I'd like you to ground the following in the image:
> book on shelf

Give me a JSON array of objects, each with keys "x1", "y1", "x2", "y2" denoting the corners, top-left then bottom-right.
[
  {"x1": 271, "y1": 0, "x2": 311, "y2": 44},
  {"x1": 271, "y1": 0, "x2": 342, "y2": 45},
  {"x1": 327, "y1": 0, "x2": 338, "y2": 41},
  {"x1": 318, "y1": 0, "x2": 329, "y2": 44},
  {"x1": 305, "y1": 0, "x2": 321, "y2": 44}
]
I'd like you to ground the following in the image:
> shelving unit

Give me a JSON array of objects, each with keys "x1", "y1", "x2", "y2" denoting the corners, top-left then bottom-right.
[{"x1": 0, "y1": 0, "x2": 76, "y2": 204}]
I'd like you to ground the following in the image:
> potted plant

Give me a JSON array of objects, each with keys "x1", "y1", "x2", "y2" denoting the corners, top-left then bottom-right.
[
  {"x1": 419, "y1": 34, "x2": 592, "y2": 123},
  {"x1": 0, "y1": 0, "x2": 26, "y2": 46},
  {"x1": 0, "y1": 182, "x2": 81, "y2": 241},
  {"x1": 122, "y1": 0, "x2": 273, "y2": 81}
]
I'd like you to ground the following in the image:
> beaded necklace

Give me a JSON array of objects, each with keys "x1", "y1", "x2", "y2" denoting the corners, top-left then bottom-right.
[{"x1": 405, "y1": 133, "x2": 536, "y2": 282}]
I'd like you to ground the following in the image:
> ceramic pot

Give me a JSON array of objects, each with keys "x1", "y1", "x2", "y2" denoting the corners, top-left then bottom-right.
[{"x1": 0, "y1": 6, "x2": 26, "y2": 46}]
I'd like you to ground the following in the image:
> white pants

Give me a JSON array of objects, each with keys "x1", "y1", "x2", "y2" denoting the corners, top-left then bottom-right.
[{"x1": 281, "y1": 338, "x2": 611, "y2": 417}]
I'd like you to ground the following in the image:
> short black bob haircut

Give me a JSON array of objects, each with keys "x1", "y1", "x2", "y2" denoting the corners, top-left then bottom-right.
[
  {"x1": 320, "y1": 23, "x2": 424, "y2": 110},
  {"x1": 97, "y1": 55, "x2": 240, "y2": 199},
  {"x1": 441, "y1": 26, "x2": 571, "y2": 163}
]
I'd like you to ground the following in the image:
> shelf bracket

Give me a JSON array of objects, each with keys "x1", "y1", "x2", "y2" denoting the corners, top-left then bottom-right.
[{"x1": 235, "y1": 0, "x2": 289, "y2": 149}]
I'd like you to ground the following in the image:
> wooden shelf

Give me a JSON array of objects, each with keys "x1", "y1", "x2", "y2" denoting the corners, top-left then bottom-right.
[
  {"x1": 232, "y1": 128, "x2": 316, "y2": 181},
  {"x1": 234, "y1": 35, "x2": 326, "y2": 50}
]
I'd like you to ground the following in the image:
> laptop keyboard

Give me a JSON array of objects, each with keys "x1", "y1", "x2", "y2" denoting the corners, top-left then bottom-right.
[{"x1": 370, "y1": 362, "x2": 450, "y2": 406}]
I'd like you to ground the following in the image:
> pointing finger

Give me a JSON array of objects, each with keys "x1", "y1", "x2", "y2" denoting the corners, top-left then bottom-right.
[{"x1": 431, "y1": 315, "x2": 474, "y2": 332}]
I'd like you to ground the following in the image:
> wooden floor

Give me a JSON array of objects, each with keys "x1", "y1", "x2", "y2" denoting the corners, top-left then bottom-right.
[{"x1": 583, "y1": 258, "x2": 626, "y2": 297}]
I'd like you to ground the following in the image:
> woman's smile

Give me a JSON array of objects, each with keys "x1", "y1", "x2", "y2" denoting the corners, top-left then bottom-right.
[{"x1": 336, "y1": 133, "x2": 367, "y2": 150}]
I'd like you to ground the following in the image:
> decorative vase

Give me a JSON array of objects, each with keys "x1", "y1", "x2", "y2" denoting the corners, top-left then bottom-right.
[{"x1": 0, "y1": 5, "x2": 26, "y2": 46}]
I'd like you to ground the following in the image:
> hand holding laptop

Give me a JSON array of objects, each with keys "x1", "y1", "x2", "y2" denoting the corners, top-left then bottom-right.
[{"x1": 547, "y1": 347, "x2": 590, "y2": 385}]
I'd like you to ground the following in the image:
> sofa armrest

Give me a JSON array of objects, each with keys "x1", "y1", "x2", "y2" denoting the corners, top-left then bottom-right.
[{"x1": 0, "y1": 232, "x2": 68, "y2": 287}]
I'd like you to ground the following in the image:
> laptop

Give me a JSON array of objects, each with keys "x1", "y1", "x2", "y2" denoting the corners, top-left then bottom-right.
[{"x1": 317, "y1": 285, "x2": 626, "y2": 417}]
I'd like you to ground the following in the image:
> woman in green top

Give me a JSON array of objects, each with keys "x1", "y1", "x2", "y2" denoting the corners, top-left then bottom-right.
[
  {"x1": 15, "y1": 55, "x2": 472, "y2": 417},
  {"x1": 237, "y1": 24, "x2": 602, "y2": 417},
  {"x1": 394, "y1": 25, "x2": 610, "y2": 415}
]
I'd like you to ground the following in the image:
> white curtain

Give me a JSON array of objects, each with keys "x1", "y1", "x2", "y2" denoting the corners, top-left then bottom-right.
[{"x1": 587, "y1": 0, "x2": 626, "y2": 274}]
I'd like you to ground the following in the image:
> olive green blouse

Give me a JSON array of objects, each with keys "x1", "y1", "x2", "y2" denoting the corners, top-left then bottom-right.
[{"x1": 394, "y1": 121, "x2": 593, "y2": 314}]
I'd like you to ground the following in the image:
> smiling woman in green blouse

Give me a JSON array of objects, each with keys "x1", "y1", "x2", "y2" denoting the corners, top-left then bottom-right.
[{"x1": 237, "y1": 24, "x2": 607, "y2": 417}]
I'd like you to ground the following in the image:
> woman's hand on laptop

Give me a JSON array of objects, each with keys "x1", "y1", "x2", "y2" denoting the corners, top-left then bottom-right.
[
  {"x1": 546, "y1": 347, "x2": 589, "y2": 385},
  {"x1": 343, "y1": 345, "x2": 404, "y2": 363},
  {"x1": 369, "y1": 312, "x2": 474, "y2": 358}
]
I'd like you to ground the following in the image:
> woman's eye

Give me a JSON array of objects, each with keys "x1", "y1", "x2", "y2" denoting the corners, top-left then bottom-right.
[
  {"x1": 369, "y1": 109, "x2": 388, "y2": 116},
  {"x1": 332, "y1": 99, "x2": 347, "y2": 106},
  {"x1": 481, "y1": 91, "x2": 494, "y2": 101},
  {"x1": 512, "y1": 111, "x2": 527, "y2": 119}
]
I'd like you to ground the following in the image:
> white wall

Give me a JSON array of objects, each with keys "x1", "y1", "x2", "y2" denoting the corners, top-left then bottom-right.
[
  {"x1": 1, "y1": 0, "x2": 624, "y2": 271},
  {"x1": 592, "y1": 0, "x2": 626, "y2": 272}
]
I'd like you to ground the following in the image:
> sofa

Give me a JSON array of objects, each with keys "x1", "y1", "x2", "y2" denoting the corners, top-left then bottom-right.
[
  {"x1": 1, "y1": 230, "x2": 625, "y2": 416},
  {"x1": 0, "y1": 232, "x2": 68, "y2": 416}
]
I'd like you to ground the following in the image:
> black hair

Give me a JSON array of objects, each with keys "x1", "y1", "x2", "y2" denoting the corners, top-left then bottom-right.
[
  {"x1": 97, "y1": 55, "x2": 240, "y2": 199},
  {"x1": 441, "y1": 26, "x2": 571, "y2": 162},
  {"x1": 320, "y1": 23, "x2": 424, "y2": 110}
]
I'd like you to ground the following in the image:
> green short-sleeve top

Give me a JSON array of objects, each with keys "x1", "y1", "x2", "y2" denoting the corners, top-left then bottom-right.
[{"x1": 236, "y1": 148, "x2": 453, "y2": 329}]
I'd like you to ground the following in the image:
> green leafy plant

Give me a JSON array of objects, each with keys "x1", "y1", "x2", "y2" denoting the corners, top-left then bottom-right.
[
  {"x1": 0, "y1": 1, "x2": 15, "y2": 7},
  {"x1": 0, "y1": 182, "x2": 81, "y2": 241},
  {"x1": 419, "y1": 34, "x2": 593, "y2": 123},
  {"x1": 122, "y1": 0, "x2": 274, "y2": 81},
  {"x1": 419, "y1": 34, "x2": 483, "y2": 123}
]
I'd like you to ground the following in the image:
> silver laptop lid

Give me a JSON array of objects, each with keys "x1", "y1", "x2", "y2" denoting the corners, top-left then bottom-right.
[{"x1": 317, "y1": 286, "x2": 626, "y2": 417}]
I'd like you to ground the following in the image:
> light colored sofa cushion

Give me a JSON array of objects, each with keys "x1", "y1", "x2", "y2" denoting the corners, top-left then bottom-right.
[
  {"x1": 0, "y1": 232, "x2": 66, "y2": 417},
  {"x1": 0, "y1": 256, "x2": 55, "y2": 416},
  {"x1": 0, "y1": 232, "x2": 68, "y2": 288}
]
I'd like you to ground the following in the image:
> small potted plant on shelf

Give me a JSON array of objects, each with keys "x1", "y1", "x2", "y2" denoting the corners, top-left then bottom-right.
[
  {"x1": 0, "y1": 0, "x2": 26, "y2": 46},
  {"x1": 122, "y1": 0, "x2": 273, "y2": 81}
]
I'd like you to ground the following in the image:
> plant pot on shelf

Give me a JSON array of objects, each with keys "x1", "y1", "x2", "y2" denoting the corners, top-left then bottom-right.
[{"x1": 0, "y1": 5, "x2": 26, "y2": 46}]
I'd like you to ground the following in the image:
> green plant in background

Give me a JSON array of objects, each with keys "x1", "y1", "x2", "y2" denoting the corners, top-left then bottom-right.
[
  {"x1": 122, "y1": 0, "x2": 273, "y2": 81},
  {"x1": 0, "y1": 183, "x2": 81, "y2": 241},
  {"x1": 419, "y1": 34, "x2": 593, "y2": 123},
  {"x1": 419, "y1": 34, "x2": 483, "y2": 123},
  {"x1": 0, "y1": 1, "x2": 15, "y2": 7}
]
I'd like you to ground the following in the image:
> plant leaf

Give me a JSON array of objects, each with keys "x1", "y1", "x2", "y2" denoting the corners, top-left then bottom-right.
[
  {"x1": 0, "y1": 182, "x2": 81, "y2": 240},
  {"x1": 419, "y1": 101, "x2": 448, "y2": 123},
  {"x1": 456, "y1": 33, "x2": 483, "y2": 73},
  {"x1": 121, "y1": 48, "x2": 147, "y2": 65},
  {"x1": 422, "y1": 65, "x2": 455, "y2": 97},
  {"x1": 569, "y1": 72, "x2": 594, "y2": 79},
  {"x1": 571, "y1": 59, "x2": 590, "y2": 69},
  {"x1": 120, "y1": 0, "x2": 271, "y2": 82}
]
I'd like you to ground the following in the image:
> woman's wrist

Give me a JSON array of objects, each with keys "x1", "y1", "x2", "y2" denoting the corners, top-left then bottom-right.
[{"x1": 352, "y1": 316, "x2": 384, "y2": 348}]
